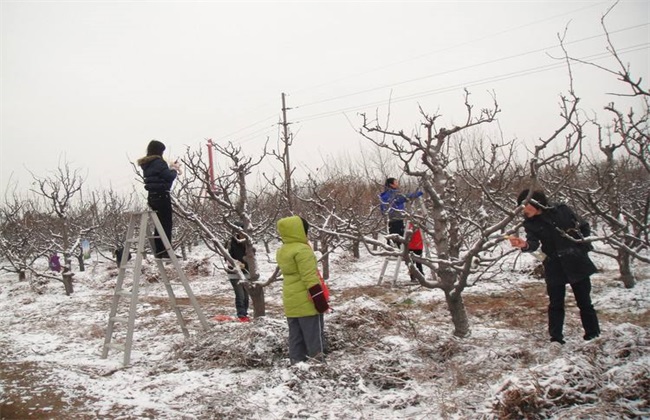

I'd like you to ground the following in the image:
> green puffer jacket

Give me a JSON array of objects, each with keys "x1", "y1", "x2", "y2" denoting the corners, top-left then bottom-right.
[{"x1": 276, "y1": 216, "x2": 320, "y2": 318}]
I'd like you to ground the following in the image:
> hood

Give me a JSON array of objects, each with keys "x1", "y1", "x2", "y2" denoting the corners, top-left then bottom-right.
[
  {"x1": 277, "y1": 215, "x2": 307, "y2": 244},
  {"x1": 137, "y1": 155, "x2": 162, "y2": 167}
]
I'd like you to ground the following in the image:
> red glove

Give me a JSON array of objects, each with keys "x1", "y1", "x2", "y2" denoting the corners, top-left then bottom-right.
[{"x1": 308, "y1": 284, "x2": 329, "y2": 314}]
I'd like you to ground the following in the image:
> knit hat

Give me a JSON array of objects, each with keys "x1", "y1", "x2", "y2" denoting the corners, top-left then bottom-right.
[
  {"x1": 146, "y1": 140, "x2": 166, "y2": 156},
  {"x1": 517, "y1": 189, "x2": 548, "y2": 209}
]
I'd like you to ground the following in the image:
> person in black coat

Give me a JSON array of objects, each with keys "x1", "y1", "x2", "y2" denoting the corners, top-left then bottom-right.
[
  {"x1": 509, "y1": 189, "x2": 600, "y2": 345},
  {"x1": 225, "y1": 222, "x2": 250, "y2": 321},
  {"x1": 137, "y1": 140, "x2": 180, "y2": 259}
]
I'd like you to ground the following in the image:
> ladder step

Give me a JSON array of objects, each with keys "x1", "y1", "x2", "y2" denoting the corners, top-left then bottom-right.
[
  {"x1": 106, "y1": 343, "x2": 125, "y2": 352},
  {"x1": 110, "y1": 316, "x2": 128, "y2": 323}
]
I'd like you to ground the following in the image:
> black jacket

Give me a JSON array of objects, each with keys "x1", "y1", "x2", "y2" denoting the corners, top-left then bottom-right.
[
  {"x1": 227, "y1": 235, "x2": 249, "y2": 273},
  {"x1": 522, "y1": 203, "x2": 597, "y2": 283},
  {"x1": 137, "y1": 155, "x2": 177, "y2": 193}
]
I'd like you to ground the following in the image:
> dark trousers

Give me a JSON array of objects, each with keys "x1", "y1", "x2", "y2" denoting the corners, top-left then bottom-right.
[
  {"x1": 546, "y1": 277, "x2": 600, "y2": 343},
  {"x1": 287, "y1": 314, "x2": 325, "y2": 365},
  {"x1": 229, "y1": 277, "x2": 250, "y2": 318},
  {"x1": 410, "y1": 249, "x2": 424, "y2": 274},
  {"x1": 387, "y1": 220, "x2": 405, "y2": 247},
  {"x1": 148, "y1": 193, "x2": 173, "y2": 257}
]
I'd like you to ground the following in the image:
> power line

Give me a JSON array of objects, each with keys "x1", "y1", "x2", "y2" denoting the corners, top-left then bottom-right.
[
  {"x1": 294, "y1": 23, "x2": 648, "y2": 110},
  {"x1": 223, "y1": 42, "x2": 648, "y2": 145},
  {"x1": 292, "y1": 1, "x2": 608, "y2": 95},
  {"x1": 210, "y1": 5, "x2": 643, "y2": 146},
  {"x1": 213, "y1": 113, "x2": 278, "y2": 143},
  {"x1": 292, "y1": 43, "x2": 649, "y2": 124}
]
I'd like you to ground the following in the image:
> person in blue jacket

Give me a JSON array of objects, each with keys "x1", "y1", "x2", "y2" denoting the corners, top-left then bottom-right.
[
  {"x1": 137, "y1": 140, "x2": 181, "y2": 259},
  {"x1": 379, "y1": 177, "x2": 423, "y2": 247}
]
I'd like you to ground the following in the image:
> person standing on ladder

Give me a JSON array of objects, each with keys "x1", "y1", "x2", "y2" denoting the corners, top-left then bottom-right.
[
  {"x1": 379, "y1": 177, "x2": 423, "y2": 248},
  {"x1": 137, "y1": 140, "x2": 181, "y2": 259}
]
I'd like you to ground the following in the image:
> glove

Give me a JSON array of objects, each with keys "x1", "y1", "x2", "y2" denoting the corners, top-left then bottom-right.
[
  {"x1": 170, "y1": 161, "x2": 182, "y2": 174},
  {"x1": 308, "y1": 284, "x2": 329, "y2": 314}
]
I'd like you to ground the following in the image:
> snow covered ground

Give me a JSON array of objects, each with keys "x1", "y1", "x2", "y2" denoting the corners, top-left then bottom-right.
[{"x1": 1, "y1": 243, "x2": 648, "y2": 419}]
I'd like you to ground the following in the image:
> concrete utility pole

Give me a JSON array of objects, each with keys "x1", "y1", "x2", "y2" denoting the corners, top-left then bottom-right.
[
  {"x1": 206, "y1": 139, "x2": 216, "y2": 193},
  {"x1": 281, "y1": 92, "x2": 294, "y2": 211}
]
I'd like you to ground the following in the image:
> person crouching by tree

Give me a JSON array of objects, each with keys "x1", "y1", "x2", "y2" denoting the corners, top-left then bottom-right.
[
  {"x1": 508, "y1": 189, "x2": 600, "y2": 347},
  {"x1": 226, "y1": 222, "x2": 250, "y2": 322},
  {"x1": 137, "y1": 140, "x2": 181, "y2": 259},
  {"x1": 276, "y1": 215, "x2": 329, "y2": 365},
  {"x1": 379, "y1": 177, "x2": 423, "y2": 248}
]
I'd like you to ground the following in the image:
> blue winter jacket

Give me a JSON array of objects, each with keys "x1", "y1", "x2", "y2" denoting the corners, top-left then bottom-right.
[{"x1": 379, "y1": 188, "x2": 422, "y2": 220}]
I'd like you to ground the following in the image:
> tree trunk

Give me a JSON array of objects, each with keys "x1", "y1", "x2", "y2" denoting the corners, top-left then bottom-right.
[
  {"x1": 372, "y1": 232, "x2": 379, "y2": 251},
  {"x1": 62, "y1": 272, "x2": 74, "y2": 295},
  {"x1": 443, "y1": 289, "x2": 470, "y2": 338},
  {"x1": 352, "y1": 240, "x2": 360, "y2": 259},
  {"x1": 249, "y1": 284, "x2": 265, "y2": 317},
  {"x1": 617, "y1": 248, "x2": 636, "y2": 289},
  {"x1": 18, "y1": 270, "x2": 26, "y2": 281},
  {"x1": 77, "y1": 254, "x2": 85, "y2": 272},
  {"x1": 321, "y1": 248, "x2": 330, "y2": 280},
  {"x1": 263, "y1": 241, "x2": 271, "y2": 254}
]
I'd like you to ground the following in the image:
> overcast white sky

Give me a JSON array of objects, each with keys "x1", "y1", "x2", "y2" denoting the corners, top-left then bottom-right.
[{"x1": 1, "y1": 0, "x2": 648, "y2": 200}]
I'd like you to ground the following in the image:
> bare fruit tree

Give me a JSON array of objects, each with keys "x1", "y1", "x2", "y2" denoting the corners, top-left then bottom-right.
[
  {"x1": 29, "y1": 162, "x2": 97, "y2": 295},
  {"x1": 358, "y1": 91, "x2": 511, "y2": 337},
  {"x1": 174, "y1": 141, "x2": 281, "y2": 318},
  {"x1": 295, "y1": 171, "x2": 384, "y2": 280},
  {"x1": 548, "y1": 8, "x2": 650, "y2": 288},
  {"x1": 0, "y1": 194, "x2": 47, "y2": 284},
  {"x1": 88, "y1": 188, "x2": 140, "y2": 263},
  {"x1": 311, "y1": 86, "x2": 587, "y2": 338}
]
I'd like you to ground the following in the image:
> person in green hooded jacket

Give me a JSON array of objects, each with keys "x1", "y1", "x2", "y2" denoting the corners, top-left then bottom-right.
[{"x1": 276, "y1": 215, "x2": 329, "y2": 364}]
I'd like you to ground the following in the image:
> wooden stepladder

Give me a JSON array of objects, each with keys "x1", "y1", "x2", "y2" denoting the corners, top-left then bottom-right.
[{"x1": 101, "y1": 211, "x2": 209, "y2": 366}]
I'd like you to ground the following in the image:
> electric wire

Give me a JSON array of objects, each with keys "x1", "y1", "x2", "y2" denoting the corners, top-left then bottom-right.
[
  {"x1": 291, "y1": 43, "x2": 649, "y2": 124},
  {"x1": 294, "y1": 23, "x2": 648, "y2": 110},
  {"x1": 293, "y1": 1, "x2": 608, "y2": 95},
  {"x1": 216, "y1": 3, "x2": 610, "y2": 142},
  {"x1": 214, "y1": 9, "x2": 646, "y2": 145},
  {"x1": 222, "y1": 39, "x2": 648, "y2": 144},
  {"x1": 213, "y1": 113, "x2": 278, "y2": 142}
]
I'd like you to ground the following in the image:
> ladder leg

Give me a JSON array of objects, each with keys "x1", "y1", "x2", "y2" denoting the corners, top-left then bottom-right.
[
  {"x1": 155, "y1": 259, "x2": 190, "y2": 338},
  {"x1": 122, "y1": 213, "x2": 149, "y2": 366},
  {"x1": 102, "y1": 213, "x2": 138, "y2": 359},
  {"x1": 377, "y1": 258, "x2": 390, "y2": 285},
  {"x1": 102, "y1": 210, "x2": 211, "y2": 366},
  {"x1": 102, "y1": 212, "x2": 148, "y2": 366},
  {"x1": 391, "y1": 256, "x2": 402, "y2": 286},
  {"x1": 149, "y1": 210, "x2": 175, "y2": 258},
  {"x1": 176, "y1": 269, "x2": 210, "y2": 330},
  {"x1": 149, "y1": 211, "x2": 209, "y2": 331}
]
